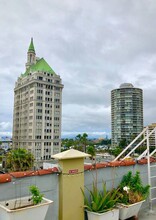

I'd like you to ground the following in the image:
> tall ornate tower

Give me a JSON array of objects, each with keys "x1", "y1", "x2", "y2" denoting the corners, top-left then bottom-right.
[{"x1": 13, "y1": 39, "x2": 64, "y2": 160}]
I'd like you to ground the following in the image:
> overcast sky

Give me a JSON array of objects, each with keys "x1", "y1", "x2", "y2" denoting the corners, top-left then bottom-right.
[{"x1": 0, "y1": 0, "x2": 156, "y2": 138}]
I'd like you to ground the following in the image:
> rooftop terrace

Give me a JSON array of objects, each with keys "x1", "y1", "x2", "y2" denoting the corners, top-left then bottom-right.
[{"x1": 0, "y1": 156, "x2": 156, "y2": 220}]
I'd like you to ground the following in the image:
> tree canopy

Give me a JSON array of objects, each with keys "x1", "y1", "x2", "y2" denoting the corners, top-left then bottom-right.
[{"x1": 6, "y1": 148, "x2": 34, "y2": 171}]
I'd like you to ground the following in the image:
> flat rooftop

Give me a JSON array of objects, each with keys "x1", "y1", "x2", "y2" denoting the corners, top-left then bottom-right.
[{"x1": 139, "y1": 204, "x2": 156, "y2": 220}]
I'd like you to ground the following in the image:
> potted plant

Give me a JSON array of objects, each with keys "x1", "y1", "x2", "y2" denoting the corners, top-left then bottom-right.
[
  {"x1": 0, "y1": 185, "x2": 53, "y2": 220},
  {"x1": 117, "y1": 171, "x2": 150, "y2": 220},
  {"x1": 81, "y1": 181, "x2": 120, "y2": 220}
]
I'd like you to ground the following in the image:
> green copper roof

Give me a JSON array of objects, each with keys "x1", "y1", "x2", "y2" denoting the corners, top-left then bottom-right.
[
  {"x1": 28, "y1": 38, "x2": 35, "y2": 53},
  {"x1": 22, "y1": 58, "x2": 56, "y2": 76}
]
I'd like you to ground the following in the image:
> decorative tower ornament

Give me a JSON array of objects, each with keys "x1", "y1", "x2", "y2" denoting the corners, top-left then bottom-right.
[{"x1": 26, "y1": 38, "x2": 36, "y2": 69}]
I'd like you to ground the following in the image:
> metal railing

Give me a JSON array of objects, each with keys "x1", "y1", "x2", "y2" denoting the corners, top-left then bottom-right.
[{"x1": 113, "y1": 126, "x2": 156, "y2": 211}]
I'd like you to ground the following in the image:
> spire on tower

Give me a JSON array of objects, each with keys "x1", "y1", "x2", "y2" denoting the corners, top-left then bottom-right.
[
  {"x1": 26, "y1": 38, "x2": 36, "y2": 69},
  {"x1": 28, "y1": 37, "x2": 35, "y2": 53}
]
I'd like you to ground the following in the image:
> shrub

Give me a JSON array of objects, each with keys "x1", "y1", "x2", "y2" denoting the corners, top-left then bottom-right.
[
  {"x1": 118, "y1": 171, "x2": 150, "y2": 204},
  {"x1": 6, "y1": 148, "x2": 34, "y2": 171}
]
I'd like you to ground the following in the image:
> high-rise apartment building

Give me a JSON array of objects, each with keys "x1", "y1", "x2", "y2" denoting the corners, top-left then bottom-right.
[
  {"x1": 144, "y1": 123, "x2": 156, "y2": 147},
  {"x1": 111, "y1": 83, "x2": 143, "y2": 147},
  {"x1": 13, "y1": 39, "x2": 63, "y2": 160}
]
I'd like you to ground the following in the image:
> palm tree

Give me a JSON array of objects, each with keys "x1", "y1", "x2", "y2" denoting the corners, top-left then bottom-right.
[
  {"x1": 6, "y1": 148, "x2": 34, "y2": 171},
  {"x1": 87, "y1": 146, "x2": 96, "y2": 160},
  {"x1": 75, "y1": 133, "x2": 88, "y2": 152}
]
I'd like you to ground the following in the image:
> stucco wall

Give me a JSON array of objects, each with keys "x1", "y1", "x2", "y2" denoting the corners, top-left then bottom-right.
[
  {"x1": 0, "y1": 174, "x2": 59, "y2": 220},
  {"x1": 0, "y1": 163, "x2": 155, "y2": 220}
]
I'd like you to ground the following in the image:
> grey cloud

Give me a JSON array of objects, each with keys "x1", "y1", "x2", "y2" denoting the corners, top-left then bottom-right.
[
  {"x1": 1, "y1": 0, "x2": 156, "y2": 138},
  {"x1": 0, "y1": 122, "x2": 12, "y2": 131}
]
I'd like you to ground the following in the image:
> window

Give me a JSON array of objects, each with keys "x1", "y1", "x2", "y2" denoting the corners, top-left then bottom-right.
[
  {"x1": 37, "y1": 109, "x2": 42, "y2": 113},
  {"x1": 37, "y1": 89, "x2": 43, "y2": 94},
  {"x1": 45, "y1": 91, "x2": 50, "y2": 95},
  {"x1": 37, "y1": 96, "x2": 42, "y2": 100},
  {"x1": 36, "y1": 135, "x2": 41, "y2": 139},
  {"x1": 37, "y1": 83, "x2": 43, "y2": 87},
  {"x1": 36, "y1": 102, "x2": 42, "y2": 107},
  {"x1": 36, "y1": 116, "x2": 42, "y2": 120},
  {"x1": 55, "y1": 87, "x2": 60, "y2": 91},
  {"x1": 55, "y1": 80, "x2": 60, "y2": 83},
  {"x1": 38, "y1": 76, "x2": 43, "y2": 80}
]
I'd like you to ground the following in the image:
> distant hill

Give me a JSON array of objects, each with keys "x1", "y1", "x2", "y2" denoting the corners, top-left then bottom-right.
[{"x1": 0, "y1": 136, "x2": 12, "y2": 141}]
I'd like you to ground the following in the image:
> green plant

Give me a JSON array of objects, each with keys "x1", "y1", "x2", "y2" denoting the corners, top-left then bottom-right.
[
  {"x1": 6, "y1": 148, "x2": 34, "y2": 171},
  {"x1": 118, "y1": 171, "x2": 150, "y2": 204},
  {"x1": 29, "y1": 185, "x2": 44, "y2": 205},
  {"x1": 81, "y1": 182, "x2": 120, "y2": 213},
  {"x1": 87, "y1": 146, "x2": 96, "y2": 160}
]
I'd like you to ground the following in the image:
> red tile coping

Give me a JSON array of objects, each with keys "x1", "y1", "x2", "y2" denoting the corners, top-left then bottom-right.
[
  {"x1": 94, "y1": 162, "x2": 109, "y2": 169},
  {"x1": 10, "y1": 171, "x2": 37, "y2": 178},
  {"x1": 0, "y1": 159, "x2": 156, "y2": 183},
  {"x1": 138, "y1": 157, "x2": 156, "y2": 165},
  {"x1": 9, "y1": 167, "x2": 59, "y2": 178},
  {"x1": 108, "y1": 160, "x2": 136, "y2": 167},
  {"x1": 0, "y1": 174, "x2": 12, "y2": 183},
  {"x1": 37, "y1": 167, "x2": 59, "y2": 175},
  {"x1": 84, "y1": 164, "x2": 93, "y2": 170},
  {"x1": 84, "y1": 159, "x2": 136, "y2": 170}
]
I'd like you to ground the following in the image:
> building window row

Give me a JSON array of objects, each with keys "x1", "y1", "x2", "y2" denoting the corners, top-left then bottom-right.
[
  {"x1": 44, "y1": 129, "x2": 52, "y2": 133},
  {"x1": 44, "y1": 142, "x2": 51, "y2": 146},
  {"x1": 45, "y1": 97, "x2": 52, "y2": 102},
  {"x1": 37, "y1": 96, "x2": 42, "y2": 100},
  {"x1": 46, "y1": 85, "x2": 53, "y2": 89},
  {"x1": 36, "y1": 116, "x2": 42, "y2": 120},
  {"x1": 36, "y1": 102, "x2": 42, "y2": 106},
  {"x1": 45, "y1": 116, "x2": 52, "y2": 120},
  {"x1": 37, "y1": 89, "x2": 43, "y2": 94},
  {"x1": 37, "y1": 83, "x2": 43, "y2": 87},
  {"x1": 36, "y1": 135, "x2": 42, "y2": 139},
  {"x1": 44, "y1": 136, "x2": 51, "y2": 139}
]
